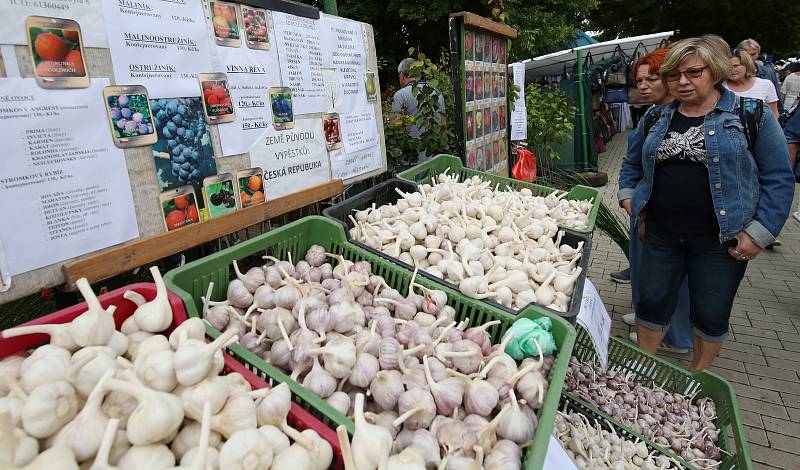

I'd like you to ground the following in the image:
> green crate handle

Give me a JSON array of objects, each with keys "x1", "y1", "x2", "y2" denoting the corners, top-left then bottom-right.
[
  {"x1": 397, "y1": 154, "x2": 602, "y2": 236},
  {"x1": 165, "y1": 216, "x2": 577, "y2": 470},
  {"x1": 570, "y1": 329, "x2": 752, "y2": 470}
]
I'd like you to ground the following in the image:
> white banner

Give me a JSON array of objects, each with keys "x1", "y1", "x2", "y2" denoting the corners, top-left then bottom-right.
[
  {"x1": 213, "y1": 36, "x2": 281, "y2": 156},
  {"x1": 101, "y1": 0, "x2": 213, "y2": 99},
  {"x1": 0, "y1": 78, "x2": 138, "y2": 275},
  {"x1": 249, "y1": 118, "x2": 331, "y2": 199},
  {"x1": 510, "y1": 62, "x2": 527, "y2": 141},
  {"x1": 272, "y1": 11, "x2": 325, "y2": 115},
  {"x1": 0, "y1": 0, "x2": 107, "y2": 47}
]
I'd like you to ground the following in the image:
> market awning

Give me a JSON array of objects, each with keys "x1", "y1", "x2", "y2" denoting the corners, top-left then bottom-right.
[{"x1": 520, "y1": 31, "x2": 674, "y2": 79}]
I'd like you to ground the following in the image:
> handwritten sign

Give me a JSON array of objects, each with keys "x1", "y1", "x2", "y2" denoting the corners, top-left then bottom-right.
[
  {"x1": 320, "y1": 14, "x2": 367, "y2": 113},
  {"x1": 329, "y1": 145, "x2": 382, "y2": 181},
  {"x1": 510, "y1": 62, "x2": 527, "y2": 141},
  {"x1": 576, "y1": 279, "x2": 611, "y2": 368},
  {"x1": 340, "y1": 109, "x2": 378, "y2": 154},
  {"x1": 272, "y1": 12, "x2": 325, "y2": 115}
]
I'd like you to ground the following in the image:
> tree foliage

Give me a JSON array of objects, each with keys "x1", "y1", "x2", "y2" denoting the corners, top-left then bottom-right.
[
  {"x1": 587, "y1": 0, "x2": 800, "y2": 57},
  {"x1": 525, "y1": 84, "x2": 575, "y2": 160}
]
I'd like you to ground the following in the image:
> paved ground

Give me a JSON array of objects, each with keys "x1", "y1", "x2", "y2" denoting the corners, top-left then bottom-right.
[{"x1": 592, "y1": 132, "x2": 800, "y2": 470}]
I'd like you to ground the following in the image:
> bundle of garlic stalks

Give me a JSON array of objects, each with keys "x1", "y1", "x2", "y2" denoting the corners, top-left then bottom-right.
[
  {"x1": 346, "y1": 172, "x2": 589, "y2": 312},
  {"x1": 201, "y1": 244, "x2": 559, "y2": 470},
  {"x1": 0, "y1": 268, "x2": 333, "y2": 470}
]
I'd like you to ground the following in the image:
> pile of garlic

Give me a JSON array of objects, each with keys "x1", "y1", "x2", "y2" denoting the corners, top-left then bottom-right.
[
  {"x1": 554, "y1": 409, "x2": 679, "y2": 470},
  {"x1": 347, "y1": 172, "x2": 588, "y2": 312},
  {"x1": 0, "y1": 267, "x2": 333, "y2": 470},
  {"x1": 203, "y1": 245, "x2": 558, "y2": 469}
]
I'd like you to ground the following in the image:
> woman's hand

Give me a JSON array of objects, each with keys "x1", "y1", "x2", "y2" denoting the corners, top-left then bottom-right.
[
  {"x1": 621, "y1": 199, "x2": 632, "y2": 217},
  {"x1": 728, "y1": 231, "x2": 762, "y2": 261}
]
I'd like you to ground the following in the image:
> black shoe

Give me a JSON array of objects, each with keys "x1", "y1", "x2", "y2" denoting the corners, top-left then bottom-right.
[{"x1": 610, "y1": 268, "x2": 630, "y2": 284}]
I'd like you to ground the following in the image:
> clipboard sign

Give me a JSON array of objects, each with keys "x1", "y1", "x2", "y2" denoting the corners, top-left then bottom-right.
[{"x1": 576, "y1": 279, "x2": 611, "y2": 369}]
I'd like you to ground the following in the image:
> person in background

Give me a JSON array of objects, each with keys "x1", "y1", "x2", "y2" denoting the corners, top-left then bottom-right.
[
  {"x1": 618, "y1": 36, "x2": 794, "y2": 370},
  {"x1": 614, "y1": 48, "x2": 694, "y2": 354},
  {"x1": 725, "y1": 49, "x2": 780, "y2": 119},
  {"x1": 784, "y1": 104, "x2": 800, "y2": 221},
  {"x1": 392, "y1": 57, "x2": 446, "y2": 162},
  {"x1": 737, "y1": 39, "x2": 782, "y2": 112},
  {"x1": 781, "y1": 62, "x2": 800, "y2": 112}
]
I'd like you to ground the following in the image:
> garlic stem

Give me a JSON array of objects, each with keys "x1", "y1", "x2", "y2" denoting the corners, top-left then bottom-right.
[
  {"x1": 123, "y1": 290, "x2": 147, "y2": 307},
  {"x1": 392, "y1": 405, "x2": 424, "y2": 428},
  {"x1": 92, "y1": 418, "x2": 119, "y2": 468},
  {"x1": 277, "y1": 316, "x2": 293, "y2": 351},
  {"x1": 336, "y1": 425, "x2": 357, "y2": 470}
]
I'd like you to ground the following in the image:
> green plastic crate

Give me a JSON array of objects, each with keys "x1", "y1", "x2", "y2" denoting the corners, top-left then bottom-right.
[
  {"x1": 397, "y1": 154, "x2": 601, "y2": 235},
  {"x1": 566, "y1": 328, "x2": 752, "y2": 470},
  {"x1": 165, "y1": 216, "x2": 577, "y2": 470}
]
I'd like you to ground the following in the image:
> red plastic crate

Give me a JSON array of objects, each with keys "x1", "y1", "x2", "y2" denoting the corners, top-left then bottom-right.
[{"x1": 0, "y1": 282, "x2": 342, "y2": 469}]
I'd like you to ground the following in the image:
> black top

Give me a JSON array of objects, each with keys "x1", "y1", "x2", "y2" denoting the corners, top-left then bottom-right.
[{"x1": 647, "y1": 111, "x2": 719, "y2": 235}]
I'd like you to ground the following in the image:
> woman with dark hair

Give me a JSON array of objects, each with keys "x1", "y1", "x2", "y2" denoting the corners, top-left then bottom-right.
[{"x1": 618, "y1": 37, "x2": 794, "y2": 370}]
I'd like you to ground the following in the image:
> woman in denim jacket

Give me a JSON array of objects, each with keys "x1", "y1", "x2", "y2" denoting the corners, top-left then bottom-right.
[{"x1": 618, "y1": 36, "x2": 794, "y2": 371}]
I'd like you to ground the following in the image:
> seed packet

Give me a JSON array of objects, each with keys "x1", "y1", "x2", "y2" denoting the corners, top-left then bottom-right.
[
  {"x1": 365, "y1": 72, "x2": 378, "y2": 102},
  {"x1": 475, "y1": 108, "x2": 483, "y2": 139},
  {"x1": 474, "y1": 33, "x2": 483, "y2": 62},
  {"x1": 464, "y1": 30, "x2": 474, "y2": 62},
  {"x1": 103, "y1": 85, "x2": 157, "y2": 148},
  {"x1": 492, "y1": 107, "x2": 500, "y2": 132},
  {"x1": 203, "y1": 173, "x2": 237, "y2": 219},
  {"x1": 269, "y1": 86, "x2": 294, "y2": 130},
  {"x1": 159, "y1": 186, "x2": 200, "y2": 231},
  {"x1": 209, "y1": 1, "x2": 242, "y2": 47},
  {"x1": 483, "y1": 35, "x2": 491, "y2": 64},
  {"x1": 499, "y1": 106, "x2": 506, "y2": 130},
  {"x1": 493, "y1": 37, "x2": 500, "y2": 64},
  {"x1": 236, "y1": 168, "x2": 265, "y2": 208},
  {"x1": 323, "y1": 113, "x2": 342, "y2": 150},
  {"x1": 475, "y1": 72, "x2": 483, "y2": 101},
  {"x1": 476, "y1": 146, "x2": 485, "y2": 170},
  {"x1": 466, "y1": 110, "x2": 474, "y2": 142},
  {"x1": 484, "y1": 71, "x2": 491, "y2": 99},
  {"x1": 241, "y1": 6, "x2": 270, "y2": 50},
  {"x1": 199, "y1": 73, "x2": 235, "y2": 124},
  {"x1": 26, "y1": 16, "x2": 89, "y2": 89},
  {"x1": 483, "y1": 106, "x2": 491, "y2": 137}
]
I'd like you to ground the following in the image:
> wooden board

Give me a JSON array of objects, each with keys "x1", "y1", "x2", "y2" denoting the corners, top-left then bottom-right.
[
  {"x1": 450, "y1": 12, "x2": 517, "y2": 39},
  {"x1": 62, "y1": 180, "x2": 343, "y2": 287},
  {"x1": 0, "y1": 7, "x2": 386, "y2": 304}
]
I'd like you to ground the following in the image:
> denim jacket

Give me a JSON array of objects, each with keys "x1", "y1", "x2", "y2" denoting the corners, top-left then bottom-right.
[{"x1": 618, "y1": 88, "x2": 794, "y2": 248}]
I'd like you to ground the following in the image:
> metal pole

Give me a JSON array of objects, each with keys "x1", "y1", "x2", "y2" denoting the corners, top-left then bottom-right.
[
  {"x1": 576, "y1": 50, "x2": 588, "y2": 171},
  {"x1": 322, "y1": 0, "x2": 338, "y2": 15}
]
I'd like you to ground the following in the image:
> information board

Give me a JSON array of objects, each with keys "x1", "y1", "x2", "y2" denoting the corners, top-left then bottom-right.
[{"x1": 0, "y1": 1, "x2": 386, "y2": 302}]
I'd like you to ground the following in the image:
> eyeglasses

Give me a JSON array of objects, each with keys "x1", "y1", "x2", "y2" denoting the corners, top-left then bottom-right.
[{"x1": 665, "y1": 66, "x2": 708, "y2": 82}]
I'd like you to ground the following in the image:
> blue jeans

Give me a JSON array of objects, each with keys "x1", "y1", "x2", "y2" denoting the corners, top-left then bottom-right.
[
  {"x1": 636, "y1": 223, "x2": 747, "y2": 342},
  {"x1": 630, "y1": 219, "x2": 693, "y2": 349}
]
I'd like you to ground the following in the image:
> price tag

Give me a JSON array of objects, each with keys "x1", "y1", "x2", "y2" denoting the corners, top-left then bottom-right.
[
  {"x1": 576, "y1": 279, "x2": 611, "y2": 368},
  {"x1": 544, "y1": 435, "x2": 578, "y2": 470}
]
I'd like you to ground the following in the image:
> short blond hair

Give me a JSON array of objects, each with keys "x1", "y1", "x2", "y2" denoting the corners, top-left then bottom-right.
[
  {"x1": 660, "y1": 37, "x2": 732, "y2": 85},
  {"x1": 737, "y1": 39, "x2": 760, "y2": 53},
  {"x1": 732, "y1": 49, "x2": 756, "y2": 78}
]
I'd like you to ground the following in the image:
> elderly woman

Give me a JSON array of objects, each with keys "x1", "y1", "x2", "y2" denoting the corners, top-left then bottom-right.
[
  {"x1": 621, "y1": 48, "x2": 693, "y2": 354},
  {"x1": 618, "y1": 37, "x2": 794, "y2": 370},
  {"x1": 725, "y1": 49, "x2": 780, "y2": 118}
]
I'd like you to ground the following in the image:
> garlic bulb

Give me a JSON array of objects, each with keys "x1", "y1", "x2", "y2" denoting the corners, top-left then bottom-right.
[
  {"x1": 303, "y1": 354, "x2": 337, "y2": 399},
  {"x1": 352, "y1": 393, "x2": 392, "y2": 470},
  {"x1": 101, "y1": 376, "x2": 184, "y2": 445},
  {"x1": 386, "y1": 447, "x2": 426, "y2": 470},
  {"x1": 180, "y1": 376, "x2": 231, "y2": 420},
  {"x1": 71, "y1": 278, "x2": 116, "y2": 347},
  {"x1": 210, "y1": 392, "x2": 257, "y2": 439},
  {"x1": 217, "y1": 429, "x2": 272, "y2": 470},
  {"x1": 50, "y1": 371, "x2": 112, "y2": 461},
  {"x1": 325, "y1": 391, "x2": 351, "y2": 416},
  {"x1": 392, "y1": 388, "x2": 436, "y2": 431},
  {"x1": 19, "y1": 345, "x2": 70, "y2": 393},
  {"x1": 168, "y1": 318, "x2": 206, "y2": 349},
  {"x1": 67, "y1": 346, "x2": 117, "y2": 398},
  {"x1": 1, "y1": 323, "x2": 78, "y2": 352},
  {"x1": 22, "y1": 380, "x2": 79, "y2": 438},
  {"x1": 0, "y1": 410, "x2": 38, "y2": 466},
  {"x1": 422, "y1": 356, "x2": 464, "y2": 416},
  {"x1": 174, "y1": 329, "x2": 238, "y2": 386},
  {"x1": 171, "y1": 422, "x2": 222, "y2": 461},
  {"x1": 270, "y1": 444, "x2": 310, "y2": 470},
  {"x1": 369, "y1": 370, "x2": 404, "y2": 411},
  {"x1": 258, "y1": 426, "x2": 289, "y2": 456},
  {"x1": 117, "y1": 444, "x2": 175, "y2": 470}
]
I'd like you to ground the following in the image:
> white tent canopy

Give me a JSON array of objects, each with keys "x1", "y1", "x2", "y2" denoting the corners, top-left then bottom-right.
[{"x1": 520, "y1": 31, "x2": 674, "y2": 79}]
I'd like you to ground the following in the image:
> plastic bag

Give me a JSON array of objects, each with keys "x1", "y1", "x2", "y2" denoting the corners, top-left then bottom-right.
[
  {"x1": 511, "y1": 145, "x2": 536, "y2": 182},
  {"x1": 502, "y1": 317, "x2": 557, "y2": 360}
]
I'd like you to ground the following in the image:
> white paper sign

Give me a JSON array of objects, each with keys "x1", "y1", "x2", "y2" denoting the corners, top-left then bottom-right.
[
  {"x1": 577, "y1": 279, "x2": 612, "y2": 369},
  {"x1": 340, "y1": 109, "x2": 378, "y2": 154},
  {"x1": 101, "y1": 0, "x2": 213, "y2": 98},
  {"x1": 272, "y1": 12, "x2": 325, "y2": 115},
  {"x1": 0, "y1": 78, "x2": 139, "y2": 275},
  {"x1": 213, "y1": 38, "x2": 281, "y2": 156},
  {"x1": 329, "y1": 145, "x2": 382, "y2": 181},
  {"x1": 320, "y1": 14, "x2": 367, "y2": 113},
  {"x1": 249, "y1": 118, "x2": 331, "y2": 199},
  {"x1": 510, "y1": 62, "x2": 527, "y2": 141},
  {"x1": 544, "y1": 435, "x2": 579, "y2": 470},
  {"x1": 0, "y1": 0, "x2": 107, "y2": 47}
]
